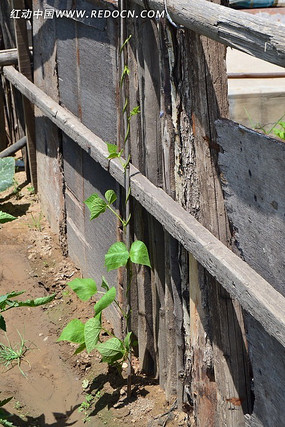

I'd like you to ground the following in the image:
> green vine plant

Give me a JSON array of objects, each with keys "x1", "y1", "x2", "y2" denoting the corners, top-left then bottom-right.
[
  {"x1": 58, "y1": 35, "x2": 149, "y2": 397},
  {"x1": 106, "y1": 104, "x2": 140, "y2": 171},
  {"x1": 57, "y1": 188, "x2": 151, "y2": 365}
]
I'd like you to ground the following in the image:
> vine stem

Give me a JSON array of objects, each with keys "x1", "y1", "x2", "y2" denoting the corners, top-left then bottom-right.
[
  {"x1": 120, "y1": 0, "x2": 132, "y2": 400},
  {"x1": 107, "y1": 204, "x2": 125, "y2": 226}
]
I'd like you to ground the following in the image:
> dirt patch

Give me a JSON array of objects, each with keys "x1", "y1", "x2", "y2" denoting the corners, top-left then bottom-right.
[{"x1": 0, "y1": 172, "x2": 187, "y2": 426}]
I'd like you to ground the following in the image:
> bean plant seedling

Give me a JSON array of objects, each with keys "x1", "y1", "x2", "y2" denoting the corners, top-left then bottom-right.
[
  {"x1": 57, "y1": 191, "x2": 151, "y2": 364},
  {"x1": 58, "y1": 34, "x2": 149, "y2": 403}
]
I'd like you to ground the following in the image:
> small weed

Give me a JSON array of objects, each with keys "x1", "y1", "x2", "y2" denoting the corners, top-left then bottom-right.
[
  {"x1": 27, "y1": 186, "x2": 35, "y2": 195},
  {"x1": 0, "y1": 332, "x2": 31, "y2": 377},
  {"x1": 12, "y1": 179, "x2": 22, "y2": 200},
  {"x1": 62, "y1": 290, "x2": 71, "y2": 298},
  {"x1": 78, "y1": 394, "x2": 94, "y2": 423},
  {"x1": 28, "y1": 213, "x2": 43, "y2": 231},
  {"x1": 13, "y1": 401, "x2": 23, "y2": 411},
  {"x1": 273, "y1": 121, "x2": 285, "y2": 141}
]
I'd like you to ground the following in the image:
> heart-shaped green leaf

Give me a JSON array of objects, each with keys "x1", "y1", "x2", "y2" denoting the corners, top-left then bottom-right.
[
  {"x1": 105, "y1": 190, "x2": 117, "y2": 205},
  {"x1": 129, "y1": 241, "x2": 151, "y2": 267},
  {"x1": 96, "y1": 337, "x2": 125, "y2": 364},
  {"x1": 58, "y1": 319, "x2": 85, "y2": 343},
  {"x1": 105, "y1": 242, "x2": 129, "y2": 272},
  {"x1": 84, "y1": 314, "x2": 102, "y2": 353},
  {"x1": 85, "y1": 194, "x2": 107, "y2": 220},
  {"x1": 94, "y1": 287, "x2": 116, "y2": 315},
  {"x1": 68, "y1": 278, "x2": 97, "y2": 301}
]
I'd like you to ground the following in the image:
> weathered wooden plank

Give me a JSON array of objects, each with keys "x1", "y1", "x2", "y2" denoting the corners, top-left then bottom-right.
[
  {"x1": 217, "y1": 118, "x2": 285, "y2": 426},
  {"x1": 0, "y1": 78, "x2": 7, "y2": 151},
  {"x1": 189, "y1": 254, "x2": 217, "y2": 423},
  {"x1": 172, "y1": 22, "x2": 251, "y2": 422},
  {"x1": 244, "y1": 313, "x2": 285, "y2": 427},
  {"x1": 77, "y1": 8, "x2": 117, "y2": 142},
  {"x1": 0, "y1": 2, "x2": 16, "y2": 49},
  {"x1": 56, "y1": 17, "x2": 79, "y2": 117},
  {"x1": 55, "y1": 7, "x2": 120, "y2": 330},
  {"x1": 3, "y1": 65, "x2": 285, "y2": 349},
  {"x1": 132, "y1": 0, "x2": 285, "y2": 67},
  {"x1": 13, "y1": 0, "x2": 37, "y2": 190},
  {"x1": 127, "y1": 14, "x2": 163, "y2": 378},
  {"x1": 33, "y1": 0, "x2": 65, "y2": 236},
  {"x1": 217, "y1": 119, "x2": 285, "y2": 296},
  {"x1": 0, "y1": 5, "x2": 25, "y2": 148}
]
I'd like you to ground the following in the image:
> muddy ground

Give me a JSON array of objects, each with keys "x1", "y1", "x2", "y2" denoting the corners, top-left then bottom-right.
[{"x1": 0, "y1": 171, "x2": 187, "y2": 427}]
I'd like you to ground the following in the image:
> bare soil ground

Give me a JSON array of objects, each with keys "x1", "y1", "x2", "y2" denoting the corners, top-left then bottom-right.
[{"x1": 0, "y1": 171, "x2": 186, "y2": 426}]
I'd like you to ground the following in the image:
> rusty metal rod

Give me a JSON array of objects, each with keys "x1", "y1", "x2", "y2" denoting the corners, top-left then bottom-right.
[{"x1": 228, "y1": 72, "x2": 285, "y2": 78}]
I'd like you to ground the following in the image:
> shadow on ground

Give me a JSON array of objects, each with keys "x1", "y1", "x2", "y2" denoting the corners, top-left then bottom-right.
[
  {"x1": 1, "y1": 404, "x2": 80, "y2": 426},
  {"x1": 88, "y1": 366, "x2": 158, "y2": 418}
]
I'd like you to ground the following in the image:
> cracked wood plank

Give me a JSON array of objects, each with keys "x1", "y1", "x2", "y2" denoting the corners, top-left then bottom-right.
[{"x1": 132, "y1": 0, "x2": 285, "y2": 67}]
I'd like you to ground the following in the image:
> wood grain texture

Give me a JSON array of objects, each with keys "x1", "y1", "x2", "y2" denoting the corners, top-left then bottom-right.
[
  {"x1": 0, "y1": 48, "x2": 20, "y2": 66},
  {"x1": 13, "y1": 0, "x2": 37, "y2": 190},
  {"x1": 126, "y1": 13, "x2": 161, "y2": 377},
  {"x1": 217, "y1": 119, "x2": 285, "y2": 296},
  {"x1": 126, "y1": 13, "x2": 184, "y2": 397},
  {"x1": 4, "y1": 65, "x2": 285, "y2": 349},
  {"x1": 33, "y1": 0, "x2": 65, "y2": 235},
  {"x1": 171, "y1": 21, "x2": 252, "y2": 422},
  {"x1": 0, "y1": 2, "x2": 16, "y2": 49},
  {"x1": 0, "y1": 80, "x2": 7, "y2": 151},
  {"x1": 217, "y1": 119, "x2": 285, "y2": 426},
  {"x1": 132, "y1": 0, "x2": 285, "y2": 67},
  {"x1": 55, "y1": 5, "x2": 120, "y2": 333}
]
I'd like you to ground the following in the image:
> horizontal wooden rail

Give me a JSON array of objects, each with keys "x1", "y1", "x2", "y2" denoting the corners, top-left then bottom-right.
[
  {"x1": 132, "y1": 0, "x2": 285, "y2": 67},
  {"x1": 0, "y1": 48, "x2": 32, "y2": 66},
  {"x1": 3, "y1": 65, "x2": 285, "y2": 347}
]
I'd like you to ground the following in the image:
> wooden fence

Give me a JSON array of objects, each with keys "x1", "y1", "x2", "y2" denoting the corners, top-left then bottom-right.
[{"x1": 1, "y1": 0, "x2": 285, "y2": 425}]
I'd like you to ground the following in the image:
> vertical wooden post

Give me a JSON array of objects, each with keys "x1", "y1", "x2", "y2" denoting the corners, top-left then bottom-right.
[
  {"x1": 176, "y1": 27, "x2": 252, "y2": 425},
  {"x1": 13, "y1": 0, "x2": 37, "y2": 190},
  {"x1": 0, "y1": 76, "x2": 8, "y2": 151}
]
